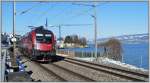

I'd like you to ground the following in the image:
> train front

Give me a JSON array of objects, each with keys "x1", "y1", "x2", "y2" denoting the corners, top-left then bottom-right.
[{"x1": 32, "y1": 27, "x2": 56, "y2": 62}]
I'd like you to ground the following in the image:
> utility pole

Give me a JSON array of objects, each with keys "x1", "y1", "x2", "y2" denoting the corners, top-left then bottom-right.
[
  {"x1": 93, "y1": 3, "x2": 98, "y2": 60},
  {"x1": 13, "y1": 0, "x2": 16, "y2": 60},
  {"x1": 45, "y1": 18, "x2": 48, "y2": 29},
  {"x1": 58, "y1": 25, "x2": 61, "y2": 40},
  {"x1": 49, "y1": 24, "x2": 91, "y2": 41},
  {"x1": 0, "y1": 1, "x2": 2, "y2": 51},
  {"x1": 91, "y1": 3, "x2": 98, "y2": 60},
  {"x1": 0, "y1": 0, "x2": 2, "y2": 35},
  {"x1": 72, "y1": 2, "x2": 98, "y2": 60},
  {"x1": 1, "y1": 0, "x2": 2, "y2": 82}
]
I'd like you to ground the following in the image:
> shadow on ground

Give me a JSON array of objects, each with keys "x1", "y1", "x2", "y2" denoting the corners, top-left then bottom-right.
[{"x1": 36, "y1": 55, "x2": 66, "y2": 64}]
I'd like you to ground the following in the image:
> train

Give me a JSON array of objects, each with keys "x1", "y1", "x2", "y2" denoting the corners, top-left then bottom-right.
[{"x1": 20, "y1": 26, "x2": 56, "y2": 62}]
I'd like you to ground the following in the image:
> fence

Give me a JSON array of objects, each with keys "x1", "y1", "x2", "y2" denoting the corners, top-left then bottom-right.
[
  {"x1": 56, "y1": 49, "x2": 147, "y2": 69},
  {"x1": 56, "y1": 50, "x2": 104, "y2": 58}
]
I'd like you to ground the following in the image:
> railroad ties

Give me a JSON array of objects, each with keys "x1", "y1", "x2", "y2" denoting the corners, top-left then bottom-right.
[
  {"x1": 64, "y1": 57, "x2": 149, "y2": 82},
  {"x1": 22, "y1": 54, "x2": 149, "y2": 82}
]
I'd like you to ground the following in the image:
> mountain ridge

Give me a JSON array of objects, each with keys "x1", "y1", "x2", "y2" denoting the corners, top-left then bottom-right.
[{"x1": 88, "y1": 33, "x2": 149, "y2": 44}]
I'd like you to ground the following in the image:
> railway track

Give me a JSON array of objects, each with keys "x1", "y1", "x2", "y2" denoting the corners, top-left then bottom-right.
[
  {"x1": 21, "y1": 54, "x2": 94, "y2": 81},
  {"x1": 31, "y1": 59, "x2": 94, "y2": 82},
  {"x1": 41, "y1": 63, "x2": 94, "y2": 82},
  {"x1": 22, "y1": 56, "x2": 67, "y2": 82},
  {"x1": 34, "y1": 62, "x2": 67, "y2": 81},
  {"x1": 22, "y1": 55, "x2": 149, "y2": 82},
  {"x1": 63, "y1": 57, "x2": 149, "y2": 82}
]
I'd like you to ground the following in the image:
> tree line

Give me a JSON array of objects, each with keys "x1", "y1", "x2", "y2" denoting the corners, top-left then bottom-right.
[{"x1": 64, "y1": 35, "x2": 87, "y2": 47}]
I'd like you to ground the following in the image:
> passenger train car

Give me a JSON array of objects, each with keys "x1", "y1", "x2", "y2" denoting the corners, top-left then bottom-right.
[{"x1": 20, "y1": 26, "x2": 56, "y2": 62}]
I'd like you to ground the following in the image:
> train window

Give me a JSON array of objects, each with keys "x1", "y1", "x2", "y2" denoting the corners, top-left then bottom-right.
[
  {"x1": 45, "y1": 34, "x2": 52, "y2": 43},
  {"x1": 36, "y1": 34, "x2": 43, "y2": 42},
  {"x1": 36, "y1": 33, "x2": 52, "y2": 43}
]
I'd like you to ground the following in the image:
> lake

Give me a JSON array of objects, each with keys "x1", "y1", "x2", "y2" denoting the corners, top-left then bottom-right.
[
  {"x1": 122, "y1": 43, "x2": 149, "y2": 69},
  {"x1": 59, "y1": 43, "x2": 149, "y2": 69}
]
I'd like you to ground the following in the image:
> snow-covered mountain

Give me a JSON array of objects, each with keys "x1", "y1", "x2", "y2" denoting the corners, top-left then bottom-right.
[
  {"x1": 115, "y1": 33, "x2": 148, "y2": 41},
  {"x1": 88, "y1": 33, "x2": 149, "y2": 44}
]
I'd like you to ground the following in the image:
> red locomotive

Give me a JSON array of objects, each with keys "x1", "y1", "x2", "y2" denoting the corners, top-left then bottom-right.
[{"x1": 20, "y1": 26, "x2": 56, "y2": 62}]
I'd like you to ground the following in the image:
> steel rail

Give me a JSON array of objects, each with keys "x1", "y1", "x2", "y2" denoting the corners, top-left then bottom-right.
[
  {"x1": 64, "y1": 57, "x2": 149, "y2": 82},
  {"x1": 50, "y1": 63, "x2": 95, "y2": 82},
  {"x1": 33, "y1": 62, "x2": 67, "y2": 82},
  {"x1": 65, "y1": 57, "x2": 149, "y2": 77},
  {"x1": 22, "y1": 56, "x2": 67, "y2": 82}
]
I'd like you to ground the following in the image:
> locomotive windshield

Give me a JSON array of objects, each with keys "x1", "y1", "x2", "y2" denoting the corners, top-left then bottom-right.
[{"x1": 36, "y1": 33, "x2": 52, "y2": 43}]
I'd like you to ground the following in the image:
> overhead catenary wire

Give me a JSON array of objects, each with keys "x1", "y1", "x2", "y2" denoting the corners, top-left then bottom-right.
[
  {"x1": 38, "y1": 4, "x2": 54, "y2": 17},
  {"x1": 49, "y1": 24, "x2": 92, "y2": 27},
  {"x1": 54, "y1": 3, "x2": 94, "y2": 24},
  {"x1": 31, "y1": 3, "x2": 94, "y2": 25},
  {"x1": 30, "y1": 3, "x2": 54, "y2": 25},
  {"x1": 71, "y1": 2, "x2": 99, "y2": 61},
  {"x1": 57, "y1": 2, "x2": 109, "y2": 24},
  {"x1": 18, "y1": 2, "x2": 96, "y2": 26},
  {"x1": 49, "y1": 8, "x2": 93, "y2": 25},
  {"x1": 19, "y1": 2, "x2": 45, "y2": 15},
  {"x1": 49, "y1": 23, "x2": 93, "y2": 41},
  {"x1": 62, "y1": 8, "x2": 93, "y2": 23},
  {"x1": 48, "y1": 2, "x2": 89, "y2": 20},
  {"x1": 70, "y1": 1, "x2": 110, "y2": 60},
  {"x1": 19, "y1": 2, "x2": 53, "y2": 28},
  {"x1": 32, "y1": 3, "x2": 77, "y2": 26},
  {"x1": 15, "y1": 2, "x2": 109, "y2": 38},
  {"x1": 72, "y1": 1, "x2": 110, "y2": 7},
  {"x1": 18, "y1": 2, "x2": 104, "y2": 34}
]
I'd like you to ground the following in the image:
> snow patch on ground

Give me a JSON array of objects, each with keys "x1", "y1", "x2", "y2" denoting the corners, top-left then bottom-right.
[
  {"x1": 75, "y1": 57, "x2": 95, "y2": 61},
  {"x1": 75, "y1": 57, "x2": 148, "y2": 72},
  {"x1": 96, "y1": 57, "x2": 148, "y2": 72},
  {"x1": 57, "y1": 53, "x2": 148, "y2": 72}
]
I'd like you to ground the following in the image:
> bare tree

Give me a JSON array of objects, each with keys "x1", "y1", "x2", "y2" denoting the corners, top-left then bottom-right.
[{"x1": 98, "y1": 38, "x2": 123, "y2": 61}]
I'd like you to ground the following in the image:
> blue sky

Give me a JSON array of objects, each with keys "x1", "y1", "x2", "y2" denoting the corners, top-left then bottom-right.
[{"x1": 2, "y1": 1, "x2": 148, "y2": 40}]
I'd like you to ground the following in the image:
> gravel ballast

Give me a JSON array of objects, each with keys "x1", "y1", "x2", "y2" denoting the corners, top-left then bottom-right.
[{"x1": 21, "y1": 57, "x2": 65, "y2": 82}]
